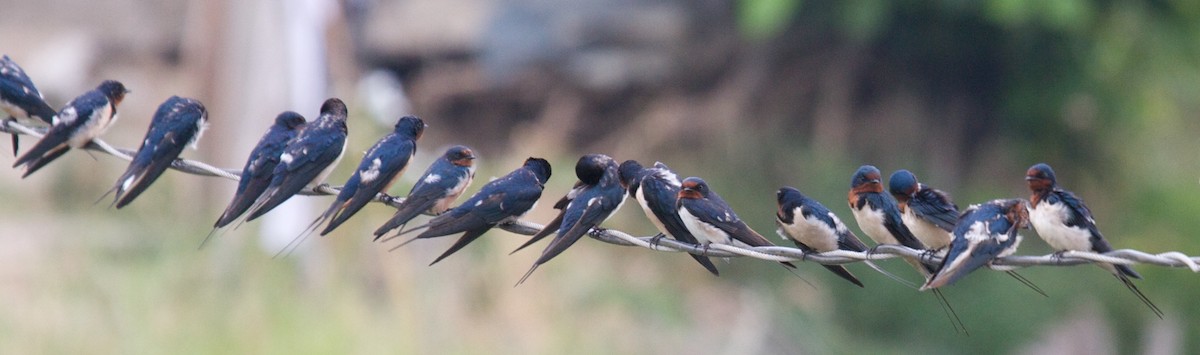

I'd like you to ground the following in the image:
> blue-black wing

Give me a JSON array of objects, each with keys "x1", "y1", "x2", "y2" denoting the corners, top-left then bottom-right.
[
  {"x1": 113, "y1": 97, "x2": 205, "y2": 208},
  {"x1": 244, "y1": 128, "x2": 346, "y2": 221},
  {"x1": 1052, "y1": 188, "x2": 1140, "y2": 279},
  {"x1": 214, "y1": 125, "x2": 297, "y2": 227},
  {"x1": 374, "y1": 158, "x2": 463, "y2": 237},
  {"x1": 909, "y1": 186, "x2": 959, "y2": 232},
  {"x1": 13, "y1": 90, "x2": 109, "y2": 176},
  {"x1": 640, "y1": 173, "x2": 718, "y2": 275},
  {"x1": 532, "y1": 184, "x2": 623, "y2": 265},
  {"x1": 321, "y1": 136, "x2": 415, "y2": 235}
]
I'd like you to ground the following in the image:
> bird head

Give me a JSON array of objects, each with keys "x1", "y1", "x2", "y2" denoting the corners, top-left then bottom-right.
[
  {"x1": 395, "y1": 115, "x2": 426, "y2": 139},
  {"x1": 850, "y1": 165, "x2": 884, "y2": 193},
  {"x1": 679, "y1": 177, "x2": 709, "y2": 200},
  {"x1": 888, "y1": 169, "x2": 920, "y2": 203},
  {"x1": 523, "y1": 157, "x2": 552, "y2": 184},
  {"x1": 1024, "y1": 163, "x2": 1057, "y2": 193},
  {"x1": 275, "y1": 111, "x2": 308, "y2": 130},
  {"x1": 446, "y1": 145, "x2": 476, "y2": 167}
]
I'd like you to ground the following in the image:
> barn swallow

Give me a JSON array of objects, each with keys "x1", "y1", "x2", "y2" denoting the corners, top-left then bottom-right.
[
  {"x1": 1025, "y1": 163, "x2": 1162, "y2": 318},
  {"x1": 776, "y1": 186, "x2": 869, "y2": 287},
  {"x1": 850, "y1": 165, "x2": 966, "y2": 332},
  {"x1": 242, "y1": 98, "x2": 348, "y2": 221},
  {"x1": 304, "y1": 115, "x2": 425, "y2": 237},
  {"x1": 102, "y1": 96, "x2": 207, "y2": 208},
  {"x1": 618, "y1": 160, "x2": 719, "y2": 276},
  {"x1": 373, "y1": 145, "x2": 476, "y2": 239},
  {"x1": 1, "y1": 55, "x2": 58, "y2": 155},
  {"x1": 847, "y1": 165, "x2": 934, "y2": 273},
  {"x1": 517, "y1": 154, "x2": 626, "y2": 284},
  {"x1": 211, "y1": 111, "x2": 307, "y2": 230},
  {"x1": 676, "y1": 177, "x2": 796, "y2": 270},
  {"x1": 923, "y1": 199, "x2": 1027, "y2": 290},
  {"x1": 889, "y1": 169, "x2": 958, "y2": 250},
  {"x1": 397, "y1": 157, "x2": 550, "y2": 265},
  {"x1": 13, "y1": 80, "x2": 128, "y2": 177}
]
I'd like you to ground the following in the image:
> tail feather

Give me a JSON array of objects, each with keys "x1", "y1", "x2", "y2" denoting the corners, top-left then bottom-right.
[
  {"x1": 19, "y1": 144, "x2": 70, "y2": 178},
  {"x1": 821, "y1": 264, "x2": 864, "y2": 287},
  {"x1": 1115, "y1": 272, "x2": 1164, "y2": 319}
]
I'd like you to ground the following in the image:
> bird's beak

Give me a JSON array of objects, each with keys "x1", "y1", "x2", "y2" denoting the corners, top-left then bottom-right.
[
  {"x1": 870, "y1": 179, "x2": 881, "y2": 184},
  {"x1": 466, "y1": 155, "x2": 477, "y2": 160},
  {"x1": 1024, "y1": 176, "x2": 1036, "y2": 181}
]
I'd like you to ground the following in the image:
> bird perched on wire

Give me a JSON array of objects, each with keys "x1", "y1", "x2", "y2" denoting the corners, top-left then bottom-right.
[
  {"x1": 848, "y1": 165, "x2": 933, "y2": 272},
  {"x1": 373, "y1": 145, "x2": 476, "y2": 239},
  {"x1": 303, "y1": 115, "x2": 425, "y2": 237},
  {"x1": 923, "y1": 199, "x2": 1028, "y2": 290},
  {"x1": 1, "y1": 55, "x2": 58, "y2": 155},
  {"x1": 517, "y1": 154, "x2": 626, "y2": 285},
  {"x1": 243, "y1": 98, "x2": 348, "y2": 221},
  {"x1": 776, "y1": 186, "x2": 870, "y2": 287},
  {"x1": 1025, "y1": 163, "x2": 1163, "y2": 318},
  {"x1": 676, "y1": 177, "x2": 796, "y2": 270},
  {"x1": 105, "y1": 96, "x2": 208, "y2": 208},
  {"x1": 849, "y1": 165, "x2": 965, "y2": 333},
  {"x1": 888, "y1": 169, "x2": 958, "y2": 251},
  {"x1": 618, "y1": 160, "x2": 719, "y2": 276},
  {"x1": 210, "y1": 111, "x2": 307, "y2": 230},
  {"x1": 13, "y1": 80, "x2": 128, "y2": 177},
  {"x1": 388, "y1": 157, "x2": 550, "y2": 265}
]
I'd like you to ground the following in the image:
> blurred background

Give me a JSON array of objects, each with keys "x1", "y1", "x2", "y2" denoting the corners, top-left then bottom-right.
[{"x1": 2, "y1": 0, "x2": 1199, "y2": 353}]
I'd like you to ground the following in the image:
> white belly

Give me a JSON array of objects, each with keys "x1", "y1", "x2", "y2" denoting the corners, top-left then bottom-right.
[
  {"x1": 902, "y1": 208, "x2": 953, "y2": 249},
  {"x1": 0, "y1": 100, "x2": 30, "y2": 120},
  {"x1": 432, "y1": 173, "x2": 474, "y2": 214},
  {"x1": 778, "y1": 207, "x2": 839, "y2": 252},
  {"x1": 310, "y1": 140, "x2": 348, "y2": 187},
  {"x1": 851, "y1": 204, "x2": 895, "y2": 245},
  {"x1": 635, "y1": 188, "x2": 671, "y2": 237},
  {"x1": 1028, "y1": 201, "x2": 1093, "y2": 252},
  {"x1": 679, "y1": 207, "x2": 731, "y2": 245},
  {"x1": 68, "y1": 106, "x2": 115, "y2": 148}
]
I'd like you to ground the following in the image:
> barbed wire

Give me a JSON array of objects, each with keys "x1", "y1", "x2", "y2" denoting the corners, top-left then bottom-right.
[{"x1": 4, "y1": 120, "x2": 1199, "y2": 273}]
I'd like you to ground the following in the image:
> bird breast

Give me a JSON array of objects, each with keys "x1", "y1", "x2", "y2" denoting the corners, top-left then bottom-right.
[{"x1": 1027, "y1": 201, "x2": 1092, "y2": 252}]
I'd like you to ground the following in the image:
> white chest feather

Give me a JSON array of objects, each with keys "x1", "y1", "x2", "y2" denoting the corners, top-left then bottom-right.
[
  {"x1": 68, "y1": 105, "x2": 116, "y2": 148},
  {"x1": 778, "y1": 208, "x2": 840, "y2": 252},
  {"x1": 635, "y1": 188, "x2": 670, "y2": 237},
  {"x1": 1028, "y1": 201, "x2": 1092, "y2": 251},
  {"x1": 901, "y1": 208, "x2": 953, "y2": 249},
  {"x1": 851, "y1": 205, "x2": 895, "y2": 245},
  {"x1": 679, "y1": 207, "x2": 730, "y2": 245},
  {"x1": 432, "y1": 173, "x2": 474, "y2": 213}
]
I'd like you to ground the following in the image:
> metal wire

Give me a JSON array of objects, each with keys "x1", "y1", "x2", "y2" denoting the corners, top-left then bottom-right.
[{"x1": 4, "y1": 120, "x2": 1199, "y2": 272}]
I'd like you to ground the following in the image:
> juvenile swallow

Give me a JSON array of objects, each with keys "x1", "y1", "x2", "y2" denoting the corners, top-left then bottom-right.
[
  {"x1": 889, "y1": 169, "x2": 958, "y2": 250},
  {"x1": 398, "y1": 157, "x2": 551, "y2": 265},
  {"x1": 923, "y1": 199, "x2": 1027, "y2": 289},
  {"x1": 306, "y1": 115, "x2": 425, "y2": 236},
  {"x1": 13, "y1": 80, "x2": 128, "y2": 177},
  {"x1": 618, "y1": 160, "x2": 719, "y2": 276},
  {"x1": 847, "y1": 165, "x2": 934, "y2": 273},
  {"x1": 211, "y1": 111, "x2": 307, "y2": 230},
  {"x1": 1025, "y1": 163, "x2": 1162, "y2": 318},
  {"x1": 243, "y1": 98, "x2": 348, "y2": 221},
  {"x1": 676, "y1": 177, "x2": 796, "y2": 269},
  {"x1": 105, "y1": 96, "x2": 207, "y2": 208},
  {"x1": 1, "y1": 55, "x2": 58, "y2": 155},
  {"x1": 373, "y1": 145, "x2": 476, "y2": 239},
  {"x1": 776, "y1": 186, "x2": 868, "y2": 287},
  {"x1": 517, "y1": 154, "x2": 626, "y2": 284}
]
